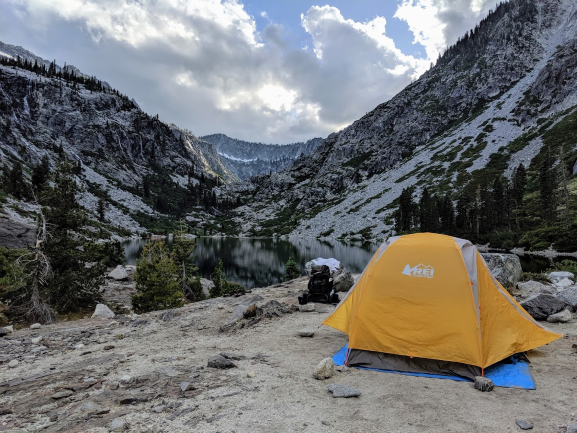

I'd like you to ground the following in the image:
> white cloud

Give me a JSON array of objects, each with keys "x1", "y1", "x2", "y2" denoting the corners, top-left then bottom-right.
[
  {"x1": 395, "y1": 0, "x2": 497, "y2": 60},
  {"x1": 1, "y1": 0, "x2": 495, "y2": 143}
]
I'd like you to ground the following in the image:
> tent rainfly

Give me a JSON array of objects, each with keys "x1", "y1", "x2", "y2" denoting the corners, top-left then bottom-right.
[{"x1": 323, "y1": 233, "x2": 562, "y2": 379}]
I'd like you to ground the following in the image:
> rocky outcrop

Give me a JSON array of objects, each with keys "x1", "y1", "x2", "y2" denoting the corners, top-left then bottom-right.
[
  {"x1": 556, "y1": 287, "x2": 577, "y2": 311},
  {"x1": 202, "y1": 134, "x2": 322, "y2": 180},
  {"x1": 0, "y1": 216, "x2": 35, "y2": 249},
  {"x1": 481, "y1": 253, "x2": 522, "y2": 287}
]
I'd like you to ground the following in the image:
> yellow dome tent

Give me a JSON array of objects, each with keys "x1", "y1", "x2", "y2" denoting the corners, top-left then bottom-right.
[{"x1": 323, "y1": 233, "x2": 561, "y2": 377}]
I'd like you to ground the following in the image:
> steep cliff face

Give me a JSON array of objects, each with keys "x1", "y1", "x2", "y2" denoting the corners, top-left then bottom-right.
[
  {"x1": 0, "y1": 53, "x2": 235, "y2": 233},
  {"x1": 229, "y1": 0, "x2": 577, "y2": 239},
  {"x1": 201, "y1": 134, "x2": 321, "y2": 180}
]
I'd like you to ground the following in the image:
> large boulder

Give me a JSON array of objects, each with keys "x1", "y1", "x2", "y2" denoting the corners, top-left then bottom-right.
[
  {"x1": 520, "y1": 294, "x2": 566, "y2": 320},
  {"x1": 108, "y1": 265, "x2": 128, "y2": 281},
  {"x1": 553, "y1": 277, "x2": 574, "y2": 289},
  {"x1": 481, "y1": 253, "x2": 522, "y2": 287},
  {"x1": 305, "y1": 258, "x2": 354, "y2": 292},
  {"x1": 92, "y1": 303, "x2": 115, "y2": 319},
  {"x1": 556, "y1": 287, "x2": 577, "y2": 311},
  {"x1": 516, "y1": 280, "x2": 556, "y2": 300}
]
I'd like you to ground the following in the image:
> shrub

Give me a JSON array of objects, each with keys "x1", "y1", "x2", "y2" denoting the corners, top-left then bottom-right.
[
  {"x1": 283, "y1": 258, "x2": 301, "y2": 281},
  {"x1": 518, "y1": 272, "x2": 551, "y2": 284},
  {"x1": 132, "y1": 241, "x2": 184, "y2": 313},
  {"x1": 548, "y1": 259, "x2": 577, "y2": 275},
  {"x1": 210, "y1": 259, "x2": 227, "y2": 298}
]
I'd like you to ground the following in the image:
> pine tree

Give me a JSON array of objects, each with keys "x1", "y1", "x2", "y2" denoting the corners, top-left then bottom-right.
[
  {"x1": 440, "y1": 193, "x2": 455, "y2": 233},
  {"x1": 210, "y1": 259, "x2": 228, "y2": 298},
  {"x1": 283, "y1": 258, "x2": 301, "y2": 281},
  {"x1": 31, "y1": 155, "x2": 50, "y2": 192},
  {"x1": 539, "y1": 148, "x2": 556, "y2": 224},
  {"x1": 97, "y1": 197, "x2": 106, "y2": 222},
  {"x1": 172, "y1": 220, "x2": 202, "y2": 302},
  {"x1": 419, "y1": 188, "x2": 433, "y2": 232},
  {"x1": 9, "y1": 162, "x2": 26, "y2": 199},
  {"x1": 132, "y1": 240, "x2": 184, "y2": 313},
  {"x1": 42, "y1": 162, "x2": 105, "y2": 312},
  {"x1": 557, "y1": 146, "x2": 571, "y2": 229}
]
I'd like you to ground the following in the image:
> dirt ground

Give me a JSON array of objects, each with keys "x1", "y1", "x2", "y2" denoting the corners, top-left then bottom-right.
[{"x1": 1, "y1": 277, "x2": 576, "y2": 433}]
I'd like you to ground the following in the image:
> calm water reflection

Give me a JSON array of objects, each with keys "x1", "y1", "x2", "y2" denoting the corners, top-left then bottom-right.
[{"x1": 123, "y1": 237, "x2": 377, "y2": 289}]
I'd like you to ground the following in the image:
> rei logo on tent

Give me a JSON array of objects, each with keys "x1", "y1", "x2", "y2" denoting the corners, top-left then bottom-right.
[{"x1": 402, "y1": 263, "x2": 434, "y2": 278}]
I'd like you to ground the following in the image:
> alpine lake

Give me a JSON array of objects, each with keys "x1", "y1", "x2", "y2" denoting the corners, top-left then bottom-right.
[{"x1": 123, "y1": 237, "x2": 575, "y2": 289}]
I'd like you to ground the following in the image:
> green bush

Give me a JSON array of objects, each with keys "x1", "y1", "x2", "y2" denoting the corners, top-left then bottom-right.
[
  {"x1": 548, "y1": 259, "x2": 577, "y2": 275},
  {"x1": 132, "y1": 241, "x2": 184, "y2": 313},
  {"x1": 518, "y1": 272, "x2": 551, "y2": 284},
  {"x1": 283, "y1": 258, "x2": 301, "y2": 281}
]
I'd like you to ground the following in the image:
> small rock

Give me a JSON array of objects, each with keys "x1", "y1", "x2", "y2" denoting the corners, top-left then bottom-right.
[
  {"x1": 298, "y1": 326, "x2": 315, "y2": 337},
  {"x1": 108, "y1": 265, "x2": 128, "y2": 280},
  {"x1": 548, "y1": 271, "x2": 574, "y2": 280},
  {"x1": 247, "y1": 371, "x2": 256, "y2": 378},
  {"x1": 515, "y1": 419, "x2": 533, "y2": 430},
  {"x1": 327, "y1": 383, "x2": 361, "y2": 398},
  {"x1": 108, "y1": 382, "x2": 119, "y2": 390},
  {"x1": 3, "y1": 325, "x2": 13, "y2": 333},
  {"x1": 31, "y1": 337, "x2": 42, "y2": 344},
  {"x1": 299, "y1": 303, "x2": 315, "y2": 312},
  {"x1": 75, "y1": 343, "x2": 85, "y2": 349},
  {"x1": 566, "y1": 421, "x2": 577, "y2": 433},
  {"x1": 220, "y1": 353, "x2": 246, "y2": 360},
  {"x1": 30, "y1": 323, "x2": 41, "y2": 329},
  {"x1": 207, "y1": 355, "x2": 236, "y2": 369},
  {"x1": 92, "y1": 303, "x2": 115, "y2": 319},
  {"x1": 180, "y1": 381, "x2": 191, "y2": 392},
  {"x1": 52, "y1": 390, "x2": 74, "y2": 399},
  {"x1": 217, "y1": 304, "x2": 224, "y2": 309},
  {"x1": 109, "y1": 417, "x2": 127, "y2": 432},
  {"x1": 152, "y1": 405, "x2": 165, "y2": 413},
  {"x1": 104, "y1": 345, "x2": 116, "y2": 351},
  {"x1": 313, "y1": 358, "x2": 334, "y2": 380},
  {"x1": 335, "y1": 365, "x2": 349, "y2": 373},
  {"x1": 119, "y1": 375, "x2": 132, "y2": 384},
  {"x1": 546, "y1": 309, "x2": 572, "y2": 323},
  {"x1": 473, "y1": 376, "x2": 494, "y2": 392},
  {"x1": 7, "y1": 359, "x2": 19, "y2": 368}
]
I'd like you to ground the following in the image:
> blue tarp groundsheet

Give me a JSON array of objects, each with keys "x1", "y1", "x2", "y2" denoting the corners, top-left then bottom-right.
[{"x1": 332, "y1": 344, "x2": 536, "y2": 389}]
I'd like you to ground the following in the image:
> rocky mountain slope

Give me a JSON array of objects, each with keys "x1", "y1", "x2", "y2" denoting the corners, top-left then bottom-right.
[
  {"x1": 201, "y1": 134, "x2": 321, "y2": 180},
  {"x1": 0, "y1": 47, "x2": 237, "y2": 235},
  {"x1": 226, "y1": 0, "x2": 577, "y2": 240}
]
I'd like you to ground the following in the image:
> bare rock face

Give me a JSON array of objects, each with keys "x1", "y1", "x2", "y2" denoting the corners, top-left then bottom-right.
[
  {"x1": 313, "y1": 358, "x2": 334, "y2": 380},
  {"x1": 481, "y1": 253, "x2": 522, "y2": 288},
  {"x1": 520, "y1": 294, "x2": 566, "y2": 320},
  {"x1": 0, "y1": 216, "x2": 35, "y2": 249}
]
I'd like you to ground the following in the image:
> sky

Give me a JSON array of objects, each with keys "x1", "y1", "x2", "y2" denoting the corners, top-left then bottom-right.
[{"x1": 0, "y1": 0, "x2": 498, "y2": 144}]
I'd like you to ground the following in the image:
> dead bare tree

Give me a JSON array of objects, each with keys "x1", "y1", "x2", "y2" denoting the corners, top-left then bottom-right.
[{"x1": 11, "y1": 202, "x2": 56, "y2": 324}]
